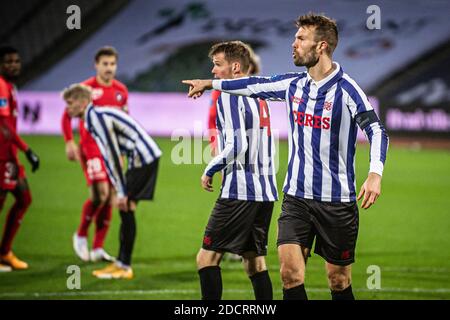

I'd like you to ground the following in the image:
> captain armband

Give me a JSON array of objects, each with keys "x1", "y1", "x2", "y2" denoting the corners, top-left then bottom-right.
[{"x1": 355, "y1": 110, "x2": 380, "y2": 130}]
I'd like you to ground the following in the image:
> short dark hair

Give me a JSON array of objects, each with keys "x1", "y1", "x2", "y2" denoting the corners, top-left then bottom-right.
[
  {"x1": 208, "y1": 41, "x2": 252, "y2": 74},
  {"x1": 295, "y1": 13, "x2": 338, "y2": 55},
  {"x1": 94, "y1": 46, "x2": 118, "y2": 62},
  {"x1": 0, "y1": 46, "x2": 19, "y2": 62}
]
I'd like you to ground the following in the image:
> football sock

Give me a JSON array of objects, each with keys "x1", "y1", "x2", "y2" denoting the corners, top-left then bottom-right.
[
  {"x1": 249, "y1": 270, "x2": 273, "y2": 300},
  {"x1": 77, "y1": 199, "x2": 98, "y2": 237},
  {"x1": 93, "y1": 204, "x2": 112, "y2": 249},
  {"x1": 0, "y1": 189, "x2": 31, "y2": 255},
  {"x1": 331, "y1": 285, "x2": 355, "y2": 300},
  {"x1": 283, "y1": 283, "x2": 308, "y2": 300},
  {"x1": 118, "y1": 210, "x2": 136, "y2": 266},
  {"x1": 198, "y1": 266, "x2": 222, "y2": 300}
]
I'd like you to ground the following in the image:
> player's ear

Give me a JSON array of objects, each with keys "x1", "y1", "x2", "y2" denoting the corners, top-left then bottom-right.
[
  {"x1": 318, "y1": 41, "x2": 327, "y2": 54},
  {"x1": 232, "y1": 62, "x2": 240, "y2": 74}
]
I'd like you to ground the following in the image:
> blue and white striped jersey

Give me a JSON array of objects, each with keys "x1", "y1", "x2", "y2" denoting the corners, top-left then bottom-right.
[
  {"x1": 204, "y1": 93, "x2": 278, "y2": 202},
  {"x1": 212, "y1": 62, "x2": 389, "y2": 202},
  {"x1": 84, "y1": 104, "x2": 162, "y2": 197}
]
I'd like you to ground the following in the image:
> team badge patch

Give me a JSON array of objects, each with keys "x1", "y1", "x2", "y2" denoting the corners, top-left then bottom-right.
[
  {"x1": 203, "y1": 235, "x2": 212, "y2": 246},
  {"x1": 323, "y1": 101, "x2": 333, "y2": 111},
  {"x1": 91, "y1": 88, "x2": 104, "y2": 100}
]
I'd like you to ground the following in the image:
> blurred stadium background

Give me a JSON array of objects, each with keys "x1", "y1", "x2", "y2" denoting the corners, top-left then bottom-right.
[{"x1": 0, "y1": 0, "x2": 449, "y2": 299}]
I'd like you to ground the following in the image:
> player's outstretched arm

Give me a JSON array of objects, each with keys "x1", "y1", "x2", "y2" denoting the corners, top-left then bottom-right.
[
  {"x1": 184, "y1": 74, "x2": 299, "y2": 101},
  {"x1": 181, "y1": 79, "x2": 213, "y2": 98},
  {"x1": 357, "y1": 172, "x2": 382, "y2": 209}
]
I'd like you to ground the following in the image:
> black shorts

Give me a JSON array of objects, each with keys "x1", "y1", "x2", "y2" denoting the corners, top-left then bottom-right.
[
  {"x1": 277, "y1": 194, "x2": 359, "y2": 266},
  {"x1": 126, "y1": 159, "x2": 159, "y2": 201},
  {"x1": 202, "y1": 198, "x2": 274, "y2": 256}
]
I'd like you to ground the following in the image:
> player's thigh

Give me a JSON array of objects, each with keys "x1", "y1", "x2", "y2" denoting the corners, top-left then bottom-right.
[
  {"x1": 108, "y1": 187, "x2": 117, "y2": 206},
  {"x1": 243, "y1": 201, "x2": 274, "y2": 257},
  {"x1": 202, "y1": 198, "x2": 256, "y2": 255},
  {"x1": 278, "y1": 243, "x2": 309, "y2": 284},
  {"x1": 277, "y1": 194, "x2": 315, "y2": 250},
  {"x1": 325, "y1": 262, "x2": 352, "y2": 289},
  {"x1": 313, "y1": 201, "x2": 359, "y2": 266},
  {"x1": 278, "y1": 243, "x2": 310, "y2": 269},
  {"x1": 90, "y1": 181, "x2": 110, "y2": 204},
  {"x1": 0, "y1": 161, "x2": 22, "y2": 192},
  {"x1": 16, "y1": 176, "x2": 30, "y2": 192},
  {"x1": 84, "y1": 156, "x2": 109, "y2": 187}
]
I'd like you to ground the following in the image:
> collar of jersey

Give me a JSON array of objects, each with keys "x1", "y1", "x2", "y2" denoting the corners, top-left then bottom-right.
[
  {"x1": 305, "y1": 62, "x2": 343, "y2": 97},
  {"x1": 84, "y1": 103, "x2": 94, "y2": 130}
]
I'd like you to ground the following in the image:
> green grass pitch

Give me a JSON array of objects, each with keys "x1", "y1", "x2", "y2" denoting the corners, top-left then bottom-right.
[{"x1": 0, "y1": 135, "x2": 449, "y2": 299}]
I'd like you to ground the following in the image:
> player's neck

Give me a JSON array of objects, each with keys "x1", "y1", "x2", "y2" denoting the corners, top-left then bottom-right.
[
  {"x1": 80, "y1": 104, "x2": 90, "y2": 119},
  {"x1": 96, "y1": 75, "x2": 113, "y2": 87},
  {"x1": 307, "y1": 57, "x2": 334, "y2": 82},
  {"x1": 0, "y1": 74, "x2": 16, "y2": 84},
  {"x1": 231, "y1": 72, "x2": 246, "y2": 79}
]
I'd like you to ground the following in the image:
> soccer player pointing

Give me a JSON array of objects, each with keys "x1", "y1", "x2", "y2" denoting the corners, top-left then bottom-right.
[
  {"x1": 183, "y1": 13, "x2": 389, "y2": 300},
  {"x1": 195, "y1": 41, "x2": 278, "y2": 300}
]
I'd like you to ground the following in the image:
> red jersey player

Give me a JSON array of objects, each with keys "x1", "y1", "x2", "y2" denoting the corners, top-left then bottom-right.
[
  {"x1": 0, "y1": 46, "x2": 40, "y2": 272},
  {"x1": 62, "y1": 47, "x2": 128, "y2": 262}
]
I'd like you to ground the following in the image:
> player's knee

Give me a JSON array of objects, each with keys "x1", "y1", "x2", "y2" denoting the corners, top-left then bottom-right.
[
  {"x1": 243, "y1": 255, "x2": 266, "y2": 276},
  {"x1": 98, "y1": 192, "x2": 109, "y2": 206},
  {"x1": 196, "y1": 251, "x2": 205, "y2": 269},
  {"x1": 196, "y1": 251, "x2": 209, "y2": 269},
  {"x1": 280, "y1": 263, "x2": 304, "y2": 287},
  {"x1": 245, "y1": 263, "x2": 265, "y2": 277},
  {"x1": 92, "y1": 193, "x2": 108, "y2": 207},
  {"x1": 16, "y1": 190, "x2": 32, "y2": 210},
  {"x1": 327, "y1": 271, "x2": 350, "y2": 291},
  {"x1": 23, "y1": 191, "x2": 32, "y2": 208},
  {"x1": 196, "y1": 250, "x2": 219, "y2": 269}
]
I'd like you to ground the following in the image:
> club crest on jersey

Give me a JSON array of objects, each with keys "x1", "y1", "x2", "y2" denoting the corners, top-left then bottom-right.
[
  {"x1": 0, "y1": 98, "x2": 7, "y2": 107},
  {"x1": 323, "y1": 101, "x2": 333, "y2": 111},
  {"x1": 291, "y1": 96, "x2": 304, "y2": 105},
  {"x1": 203, "y1": 235, "x2": 212, "y2": 246},
  {"x1": 91, "y1": 88, "x2": 104, "y2": 100},
  {"x1": 116, "y1": 92, "x2": 123, "y2": 102}
]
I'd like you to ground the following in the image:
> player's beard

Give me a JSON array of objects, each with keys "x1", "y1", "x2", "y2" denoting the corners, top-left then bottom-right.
[
  {"x1": 100, "y1": 72, "x2": 114, "y2": 83},
  {"x1": 294, "y1": 50, "x2": 319, "y2": 68},
  {"x1": 2, "y1": 69, "x2": 20, "y2": 82},
  {"x1": 5, "y1": 75, "x2": 18, "y2": 81}
]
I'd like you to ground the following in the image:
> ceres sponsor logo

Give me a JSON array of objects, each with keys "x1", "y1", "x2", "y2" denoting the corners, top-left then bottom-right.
[{"x1": 293, "y1": 111, "x2": 330, "y2": 130}]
